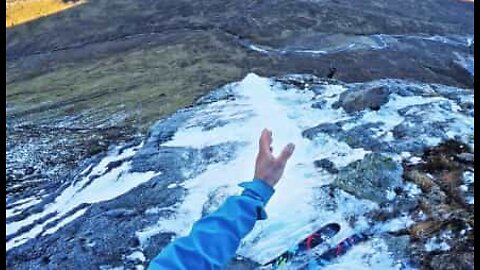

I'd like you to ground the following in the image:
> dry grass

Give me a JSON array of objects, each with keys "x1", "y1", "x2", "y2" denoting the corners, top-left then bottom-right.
[
  {"x1": 6, "y1": 34, "x2": 247, "y2": 131},
  {"x1": 6, "y1": 0, "x2": 84, "y2": 28}
]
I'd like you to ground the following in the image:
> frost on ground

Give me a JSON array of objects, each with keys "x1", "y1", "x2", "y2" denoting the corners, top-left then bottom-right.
[{"x1": 6, "y1": 73, "x2": 474, "y2": 269}]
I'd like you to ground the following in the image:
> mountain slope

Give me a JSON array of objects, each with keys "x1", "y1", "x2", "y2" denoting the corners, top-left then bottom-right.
[{"x1": 6, "y1": 74, "x2": 474, "y2": 269}]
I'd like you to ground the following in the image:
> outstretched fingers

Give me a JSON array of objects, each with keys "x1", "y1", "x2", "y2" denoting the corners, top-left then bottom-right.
[
  {"x1": 276, "y1": 143, "x2": 295, "y2": 165},
  {"x1": 254, "y1": 128, "x2": 295, "y2": 187},
  {"x1": 259, "y1": 129, "x2": 273, "y2": 154}
]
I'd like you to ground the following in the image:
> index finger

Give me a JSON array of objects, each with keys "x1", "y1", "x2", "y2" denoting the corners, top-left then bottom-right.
[{"x1": 259, "y1": 129, "x2": 272, "y2": 154}]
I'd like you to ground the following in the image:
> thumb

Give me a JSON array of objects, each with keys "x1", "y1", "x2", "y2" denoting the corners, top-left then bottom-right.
[{"x1": 277, "y1": 143, "x2": 295, "y2": 164}]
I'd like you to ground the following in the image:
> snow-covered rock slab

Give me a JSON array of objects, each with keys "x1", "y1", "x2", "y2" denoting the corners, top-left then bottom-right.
[{"x1": 6, "y1": 73, "x2": 474, "y2": 269}]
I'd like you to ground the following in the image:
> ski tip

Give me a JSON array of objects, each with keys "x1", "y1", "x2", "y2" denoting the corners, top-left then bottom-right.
[{"x1": 323, "y1": 223, "x2": 341, "y2": 234}]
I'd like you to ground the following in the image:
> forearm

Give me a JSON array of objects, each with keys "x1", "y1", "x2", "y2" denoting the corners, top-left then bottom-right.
[{"x1": 148, "y1": 179, "x2": 274, "y2": 270}]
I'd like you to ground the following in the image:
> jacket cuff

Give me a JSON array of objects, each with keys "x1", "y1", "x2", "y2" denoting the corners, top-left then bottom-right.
[
  {"x1": 238, "y1": 179, "x2": 274, "y2": 220},
  {"x1": 239, "y1": 179, "x2": 274, "y2": 204}
]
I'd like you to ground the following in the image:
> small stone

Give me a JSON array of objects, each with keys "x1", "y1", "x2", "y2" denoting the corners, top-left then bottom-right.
[
  {"x1": 128, "y1": 237, "x2": 140, "y2": 247},
  {"x1": 408, "y1": 220, "x2": 443, "y2": 238},
  {"x1": 333, "y1": 153, "x2": 403, "y2": 203},
  {"x1": 311, "y1": 100, "x2": 327, "y2": 109},
  {"x1": 404, "y1": 170, "x2": 435, "y2": 193},
  {"x1": 105, "y1": 160, "x2": 124, "y2": 173},
  {"x1": 301, "y1": 122, "x2": 343, "y2": 140},
  {"x1": 334, "y1": 86, "x2": 391, "y2": 113},
  {"x1": 25, "y1": 167, "x2": 35, "y2": 175},
  {"x1": 313, "y1": 159, "x2": 339, "y2": 174}
]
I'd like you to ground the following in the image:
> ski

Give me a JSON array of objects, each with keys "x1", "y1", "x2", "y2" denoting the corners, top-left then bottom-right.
[
  {"x1": 261, "y1": 223, "x2": 341, "y2": 269},
  {"x1": 297, "y1": 232, "x2": 370, "y2": 270}
]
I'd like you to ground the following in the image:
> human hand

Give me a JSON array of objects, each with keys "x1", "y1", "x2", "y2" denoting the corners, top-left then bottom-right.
[{"x1": 254, "y1": 129, "x2": 295, "y2": 187}]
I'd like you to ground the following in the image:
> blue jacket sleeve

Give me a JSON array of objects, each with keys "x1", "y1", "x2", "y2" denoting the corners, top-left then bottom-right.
[{"x1": 148, "y1": 179, "x2": 274, "y2": 270}]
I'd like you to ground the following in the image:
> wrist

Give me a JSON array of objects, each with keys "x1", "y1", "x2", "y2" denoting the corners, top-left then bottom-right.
[
  {"x1": 238, "y1": 179, "x2": 275, "y2": 205},
  {"x1": 254, "y1": 172, "x2": 276, "y2": 188}
]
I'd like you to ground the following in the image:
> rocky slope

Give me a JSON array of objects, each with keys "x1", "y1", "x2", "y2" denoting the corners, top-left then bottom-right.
[
  {"x1": 5, "y1": 0, "x2": 474, "y2": 269},
  {"x1": 6, "y1": 0, "x2": 474, "y2": 208},
  {"x1": 6, "y1": 74, "x2": 474, "y2": 269}
]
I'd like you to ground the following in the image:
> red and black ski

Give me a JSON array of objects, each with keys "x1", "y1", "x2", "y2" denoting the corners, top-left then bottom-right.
[
  {"x1": 298, "y1": 232, "x2": 370, "y2": 269},
  {"x1": 262, "y1": 223, "x2": 341, "y2": 269}
]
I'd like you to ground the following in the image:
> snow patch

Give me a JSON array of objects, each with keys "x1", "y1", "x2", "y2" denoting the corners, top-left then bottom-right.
[
  {"x1": 425, "y1": 237, "x2": 451, "y2": 252},
  {"x1": 6, "y1": 197, "x2": 42, "y2": 219},
  {"x1": 167, "y1": 183, "x2": 178, "y2": 189},
  {"x1": 43, "y1": 208, "x2": 88, "y2": 235},
  {"x1": 126, "y1": 251, "x2": 146, "y2": 262},
  {"x1": 463, "y1": 171, "x2": 474, "y2": 184},
  {"x1": 375, "y1": 215, "x2": 415, "y2": 233},
  {"x1": 407, "y1": 156, "x2": 423, "y2": 165},
  {"x1": 6, "y1": 143, "x2": 160, "y2": 251}
]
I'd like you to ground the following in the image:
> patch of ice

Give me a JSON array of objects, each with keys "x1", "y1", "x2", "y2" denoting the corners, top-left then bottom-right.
[
  {"x1": 454, "y1": 52, "x2": 474, "y2": 76},
  {"x1": 466, "y1": 197, "x2": 474, "y2": 205},
  {"x1": 10, "y1": 197, "x2": 39, "y2": 206},
  {"x1": 6, "y1": 197, "x2": 42, "y2": 219},
  {"x1": 408, "y1": 156, "x2": 423, "y2": 164},
  {"x1": 413, "y1": 210, "x2": 428, "y2": 222},
  {"x1": 144, "y1": 205, "x2": 178, "y2": 216},
  {"x1": 88, "y1": 144, "x2": 141, "y2": 177},
  {"x1": 310, "y1": 133, "x2": 370, "y2": 169},
  {"x1": 400, "y1": 152, "x2": 411, "y2": 159},
  {"x1": 375, "y1": 215, "x2": 415, "y2": 233},
  {"x1": 463, "y1": 171, "x2": 474, "y2": 184},
  {"x1": 80, "y1": 164, "x2": 94, "y2": 175},
  {"x1": 425, "y1": 237, "x2": 451, "y2": 252},
  {"x1": 99, "y1": 266, "x2": 124, "y2": 270},
  {"x1": 126, "y1": 251, "x2": 146, "y2": 262},
  {"x1": 404, "y1": 183, "x2": 422, "y2": 197},
  {"x1": 341, "y1": 94, "x2": 449, "y2": 144},
  {"x1": 248, "y1": 44, "x2": 269, "y2": 53},
  {"x1": 466, "y1": 37, "x2": 474, "y2": 47},
  {"x1": 167, "y1": 183, "x2": 178, "y2": 189},
  {"x1": 294, "y1": 49, "x2": 328, "y2": 54},
  {"x1": 383, "y1": 131, "x2": 395, "y2": 142},
  {"x1": 386, "y1": 189, "x2": 397, "y2": 201},
  {"x1": 43, "y1": 208, "x2": 88, "y2": 235}
]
